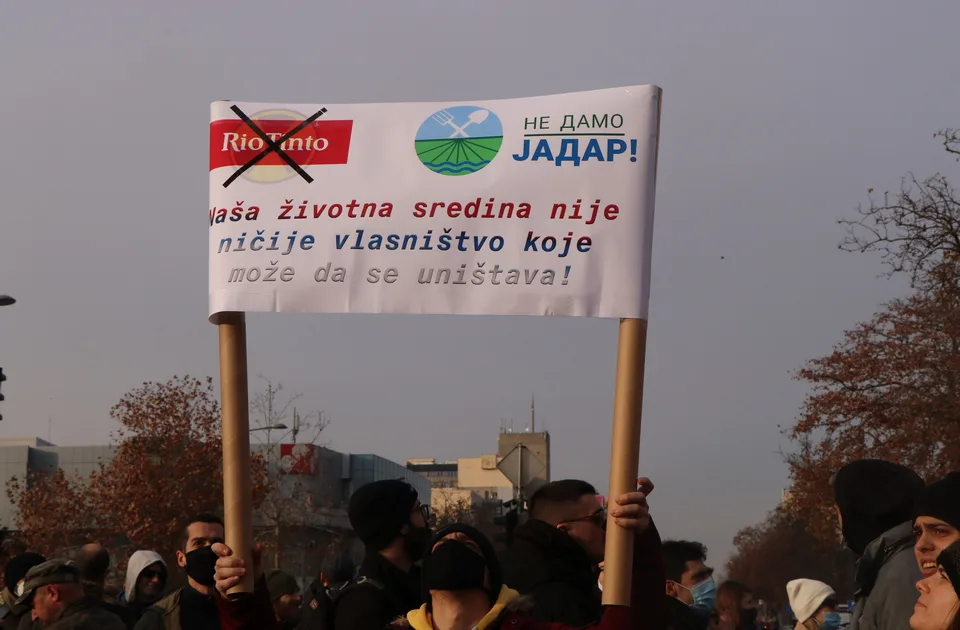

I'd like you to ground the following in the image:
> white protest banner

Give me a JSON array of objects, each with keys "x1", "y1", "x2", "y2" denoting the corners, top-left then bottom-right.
[{"x1": 208, "y1": 85, "x2": 660, "y2": 321}]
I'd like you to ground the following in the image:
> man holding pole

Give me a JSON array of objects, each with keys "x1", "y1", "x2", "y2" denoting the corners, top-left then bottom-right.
[{"x1": 495, "y1": 478, "x2": 664, "y2": 628}]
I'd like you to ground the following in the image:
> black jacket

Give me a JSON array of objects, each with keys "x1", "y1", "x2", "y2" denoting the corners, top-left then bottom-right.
[
  {"x1": 666, "y1": 597, "x2": 710, "y2": 630},
  {"x1": 298, "y1": 579, "x2": 332, "y2": 630},
  {"x1": 46, "y1": 596, "x2": 128, "y2": 630},
  {"x1": 328, "y1": 552, "x2": 422, "y2": 630},
  {"x1": 502, "y1": 519, "x2": 601, "y2": 627}
]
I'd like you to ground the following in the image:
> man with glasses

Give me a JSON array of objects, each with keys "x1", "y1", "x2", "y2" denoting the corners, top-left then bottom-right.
[
  {"x1": 328, "y1": 479, "x2": 432, "y2": 630},
  {"x1": 122, "y1": 551, "x2": 168, "y2": 624},
  {"x1": 503, "y1": 478, "x2": 663, "y2": 627}
]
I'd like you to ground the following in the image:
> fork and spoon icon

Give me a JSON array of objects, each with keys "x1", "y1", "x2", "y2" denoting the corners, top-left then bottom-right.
[{"x1": 431, "y1": 109, "x2": 491, "y2": 138}]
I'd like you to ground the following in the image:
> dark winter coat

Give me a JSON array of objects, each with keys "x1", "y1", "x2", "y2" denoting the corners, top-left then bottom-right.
[
  {"x1": 504, "y1": 519, "x2": 667, "y2": 629},
  {"x1": 134, "y1": 585, "x2": 220, "y2": 630},
  {"x1": 44, "y1": 596, "x2": 127, "y2": 630},
  {"x1": 502, "y1": 519, "x2": 603, "y2": 626},
  {"x1": 666, "y1": 596, "x2": 710, "y2": 630},
  {"x1": 326, "y1": 552, "x2": 422, "y2": 630}
]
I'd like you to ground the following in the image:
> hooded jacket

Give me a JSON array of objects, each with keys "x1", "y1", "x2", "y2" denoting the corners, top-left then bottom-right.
[
  {"x1": 123, "y1": 551, "x2": 167, "y2": 620},
  {"x1": 847, "y1": 521, "x2": 921, "y2": 630}
]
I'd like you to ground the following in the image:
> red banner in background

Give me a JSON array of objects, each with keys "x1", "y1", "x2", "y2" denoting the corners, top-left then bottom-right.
[{"x1": 280, "y1": 443, "x2": 318, "y2": 474}]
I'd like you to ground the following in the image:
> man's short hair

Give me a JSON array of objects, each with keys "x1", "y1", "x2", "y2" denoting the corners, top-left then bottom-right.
[
  {"x1": 180, "y1": 513, "x2": 224, "y2": 550},
  {"x1": 73, "y1": 544, "x2": 111, "y2": 584},
  {"x1": 529, "y1": 479, "x2": 598, "y2": 522},
  {"x1": 662, "y1": 540, "x2": 708, "y2": 583}
]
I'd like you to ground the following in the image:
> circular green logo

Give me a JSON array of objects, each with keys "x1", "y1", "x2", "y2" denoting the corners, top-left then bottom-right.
[{"x1": 415, "y1": 105, "x2": 503, "y2": 176}]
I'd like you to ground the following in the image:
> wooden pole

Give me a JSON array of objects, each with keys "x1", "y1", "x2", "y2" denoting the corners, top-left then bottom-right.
[
  {"x1": 601, "y1": 87, "x2": 661, "y2": 607},
  {"x1": 218, "y1": 311, "x2": 255, "y2": 595},
  {"x1": 601, "y1": 318, "x2": 649, "y2": 606}
]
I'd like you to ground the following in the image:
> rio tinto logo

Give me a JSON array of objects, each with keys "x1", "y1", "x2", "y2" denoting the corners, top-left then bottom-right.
[
  {"x1": 279, "y1": 443, "x2": 318, "y2": 475},
  {"x1": 209, "y1": 108, "x2": 354, "y2": 184}
]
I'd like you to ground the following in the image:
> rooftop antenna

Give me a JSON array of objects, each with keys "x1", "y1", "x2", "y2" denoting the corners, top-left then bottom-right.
[{"x1": 531, "y1": 395, "x2": 535, "y2": 433}]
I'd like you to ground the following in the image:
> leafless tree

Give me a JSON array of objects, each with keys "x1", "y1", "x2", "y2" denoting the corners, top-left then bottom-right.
[{"x1": 840, "y1": 129, "x2": 960, "y2": 285}]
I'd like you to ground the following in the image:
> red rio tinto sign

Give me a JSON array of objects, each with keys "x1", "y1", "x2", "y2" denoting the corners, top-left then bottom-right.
[{"x1": 279, "y1": 443, "x2": 318, "y2": 475}]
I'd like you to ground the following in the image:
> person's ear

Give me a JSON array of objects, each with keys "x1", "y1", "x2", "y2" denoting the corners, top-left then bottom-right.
[
  {"x1": 176, "y1": 550, "x2": 187, "y2": 568},
  {"x1": 666, "y1": 581, "x2": 680, "y2": 597}
]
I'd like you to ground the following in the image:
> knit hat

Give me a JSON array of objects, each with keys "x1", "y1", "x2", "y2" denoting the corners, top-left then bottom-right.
[
  {"x1": 348, "y1": 480, "x2": 419, "y2": 550},
  {"x1": 265, "y1": 569, "x2": 299, "y2": 602},
  {"x1": 915, "y1": 472, "x2": 960, "y2": 529},
  {"x1": 786, "y1": 579, "x2": 836, "y2": 623},
  {"x1": 833, "y1": 459, "x2": 924, "y2": 555},
  {"x1": 421, "y1": 523, "x2": 502, "y2": 608},
  {"x1": 938, "y1": 540, "x2": 960, "y2": 594},
  {"x1": 4, "y1": 552, "x2": 46, "y2": 592}
]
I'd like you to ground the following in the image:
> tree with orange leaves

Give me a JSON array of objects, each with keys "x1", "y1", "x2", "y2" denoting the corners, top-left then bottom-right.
[
  {"x1": 726, "y1": 507, "x2": 855, "y2": 605},
  {"x1": 6, "y1": 467, "x2": 94, "y2": 556},
  {"x1": 7, "y1": 375, "x2": 268, "y2": 567},
  {"x1": 785, "y1": 129, "x2": 960, "y2": 538}
]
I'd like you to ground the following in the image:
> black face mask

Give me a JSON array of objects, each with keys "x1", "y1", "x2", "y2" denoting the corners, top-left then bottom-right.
[
  {"x1": 185, "y1": 546, "x2": 218, "y2": 587},
  {"x1": 741, "y1": 608, "x2": 758, "y2": 629},
  {"x1": 404, "y1": 525, "x2": 432, "y2": 562},
  {"x1": 423, "y1": 540, "x2": 486, "y2": 592}
]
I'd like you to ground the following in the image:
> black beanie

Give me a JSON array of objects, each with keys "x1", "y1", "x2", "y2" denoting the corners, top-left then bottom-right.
[
  {"x1": 4, "y1": 552, "x2": 46, "y2": 590},
  {"x1": 834, "y1": 459, "x2": 924, "y2": 556},
  {"x1": 915, "y1": 472, "x2": 960, "y2": 529},
  {"x1": 421, "y1": 523, "x2": 503, "y2": 607},
  {"x1": 348, "y1": 480, "x2": 419, "y2": 550},
  {"x1": 937, "y1": 540, "x2": 960, "y2": 595}
]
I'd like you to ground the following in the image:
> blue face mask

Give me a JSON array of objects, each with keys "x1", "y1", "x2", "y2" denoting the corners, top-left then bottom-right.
[
  {"x1": 819, "y1": 612, "x2": 842, "y2": 630},
  {"x1": 688, "y1": 577, "x2": 717, "y2": 612}
]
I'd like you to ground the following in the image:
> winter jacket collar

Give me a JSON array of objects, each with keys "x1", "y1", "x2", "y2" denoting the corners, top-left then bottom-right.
[
  {"x1": 407, "y1": 586, "x2": 531, "y2": 630},
  {"x1": 854, "y1": 521, "x2": 915, "y2": 596}
]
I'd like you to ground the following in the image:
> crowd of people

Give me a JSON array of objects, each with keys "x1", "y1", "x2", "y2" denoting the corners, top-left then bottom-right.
[{"x1": 1, "y1": 460, "x2": 959, "y2": 630}]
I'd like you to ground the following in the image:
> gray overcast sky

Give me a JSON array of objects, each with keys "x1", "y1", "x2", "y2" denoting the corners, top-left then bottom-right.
[{"x1": 1, "y1": 0, "x2": 956, "y2": 568}]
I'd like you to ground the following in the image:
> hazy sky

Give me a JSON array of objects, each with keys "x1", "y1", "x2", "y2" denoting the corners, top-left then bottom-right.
[{"x1": 2, "y1": 1, "x2": 957, "y2": 569}]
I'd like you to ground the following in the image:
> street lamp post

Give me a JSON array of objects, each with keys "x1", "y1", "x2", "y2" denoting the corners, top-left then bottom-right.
[{"x1": 0, "y1": 295, "x2": 12, "y2": 420}]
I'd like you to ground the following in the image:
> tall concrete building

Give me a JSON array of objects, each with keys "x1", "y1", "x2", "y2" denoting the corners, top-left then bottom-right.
[{"x1": 496, "y1": 398, "x2": 551, "y2": 499}]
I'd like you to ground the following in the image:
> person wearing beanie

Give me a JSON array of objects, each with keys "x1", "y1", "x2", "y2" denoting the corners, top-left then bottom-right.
[
  {"x1": 833, "y1": 459, "x2": 924, "y2": 630},
  {"x1": 0, "y1": 552, "x2": 46, "y2": 629},
  {"x1": 785, "y1": 580, "x2": 839, "y2": 630},
  {"x1": 264, "y1": 570, "x2": 301, "y2": 630},
  {"x1": 910, "y1": 539, "x2": 960, "y2": 630},
  {"x1": 331, "y1": 479, "x2": 430, "y2": 630},
  {"x1": 914, "y1": 472, "x2": 960, "y2": 578},
  {"x1": 407, "y1": 516, "x2": 662, "y2": 630}
]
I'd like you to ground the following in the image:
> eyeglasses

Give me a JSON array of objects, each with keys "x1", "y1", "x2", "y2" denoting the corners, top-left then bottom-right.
[
  {"x1": 561, "y1": 507, "x2": 606, "y2": 529},
  {"x1": 141, "y1": 570, "x2": 164, "y2": 580},
  {"x1": 418, "y1": 504, "x2": 431, "y2": 523}
]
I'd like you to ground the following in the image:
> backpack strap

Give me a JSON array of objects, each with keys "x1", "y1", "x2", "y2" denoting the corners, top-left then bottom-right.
[{"x1": 328, "y1": 575, "x2": 403, "y2": 628}]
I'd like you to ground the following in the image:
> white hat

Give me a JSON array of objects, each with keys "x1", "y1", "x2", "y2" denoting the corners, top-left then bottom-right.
[{"x1": 787, "y1": 579, "x2": 836, "y2": 623}]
